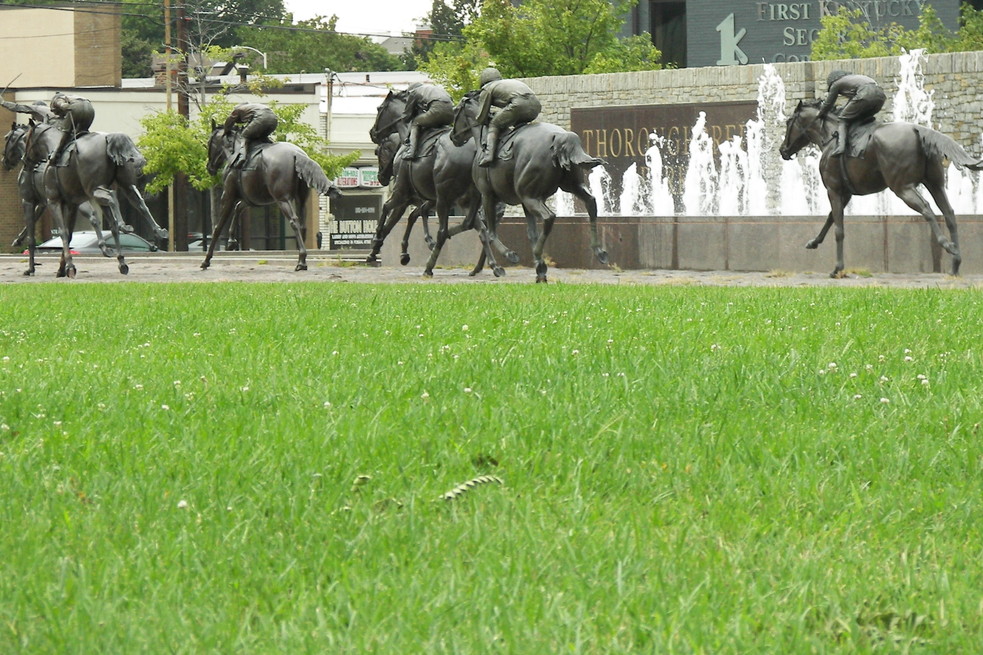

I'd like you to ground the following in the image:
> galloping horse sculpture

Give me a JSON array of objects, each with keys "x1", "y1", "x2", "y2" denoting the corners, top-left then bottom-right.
[
  {"x1": 451, "y1": 91, "x2": 609, "y2": 283},
  {"x1": 203, "y1": 123, "x2": 341, "y2": 272},
  {"x1": 25, "y1": 121, "x2": 168, "y2": 278},
  {"x1": 3, "y1": 123, "x2": 86, "y2": 275},
  {"x1": 368, "y1": 89, "x2": 513, "y2": 276},
  {"x1": 780, "y1": 99, "x2": 983, "y2": 277}
]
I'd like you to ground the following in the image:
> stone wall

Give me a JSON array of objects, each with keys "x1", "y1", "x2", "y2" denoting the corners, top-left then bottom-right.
[{"x1": 523, "y1": 51, "x2": 983, "y2": 151}]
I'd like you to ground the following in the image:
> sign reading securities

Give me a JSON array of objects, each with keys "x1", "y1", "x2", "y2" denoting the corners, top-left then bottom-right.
[{"x1": 571, "y1": 102, "x2": 757, "y2": 212}]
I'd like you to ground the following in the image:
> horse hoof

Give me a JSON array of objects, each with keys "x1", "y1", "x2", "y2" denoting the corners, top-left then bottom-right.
[
  {"x1": 806, "y1": 241, "x2": 819, "y2": 250},
  {"x1": 296, "y1": 264, "x2": 308, "y2": 272},
  {"x1": 122, "y1": 224, "x2": 135, "y2": 234},
  {"x1": 200, "y1": 262, "x2": 210, "y2": 271},
  {"x1": 67, "y1": 266, "x2": 77, "y2": 279},
  {"x1": 830, "y1": 270, "x2": 845, "y2": 279},
  {"x1": 536, "y1": 276, "x2": 548, "y2": 284},
  {"x1": 493, "y1": 267, "x2": 505, "y2": 277},
  {"x1": 423, "y1": 270, "x2": 434, "y2": 278},
  {"x1": 119, "y1": 263, "x2": 129, "y2": 275},
  {"x1": 400, "y1": 254, "x2": 410, "y2": 266},
  {"x1": 596, "y1": 249, "x2": 610, "y2": 265},
  {"x1": 23, "y1": 269, "x2": 33, "y2": 277}
]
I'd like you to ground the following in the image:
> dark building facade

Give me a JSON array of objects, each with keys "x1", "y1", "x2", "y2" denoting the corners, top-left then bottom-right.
[{"x1": 622, "y1": 0, "x2": 960, "y2": 68}]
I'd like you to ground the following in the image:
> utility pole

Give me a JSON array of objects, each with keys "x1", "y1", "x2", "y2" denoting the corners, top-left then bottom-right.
[
  {"x1": 173, "y1": 1, "x2": 190, "y2": 250},
  {"x1": 164, "y1": 0, "x2": 174, "y2": 250}
]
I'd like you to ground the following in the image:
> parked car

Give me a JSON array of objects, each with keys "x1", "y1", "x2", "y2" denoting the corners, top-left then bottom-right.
[{"x1": 26, "y1": 231, "x2": 159, "y2": 255}]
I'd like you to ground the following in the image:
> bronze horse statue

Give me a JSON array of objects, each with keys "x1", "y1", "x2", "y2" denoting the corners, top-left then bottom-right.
[
  {"x1": 451, "y1": 91, "x2": 609, "y2": 283},
  {"x1": 3, "y1": 122, "x2": 93, "y2": 275},
  {"x1": 203, "y1": 123, "x2": 341, "y2": 272},
  {"x1": 368, "y1": 89, "x2": 514, "y2": 276},
  {"x1": 780, "y1": 98, "x2": 983, "y2": 277},
  {"x1": 23, "y1": 121, "x2": 168, "y2": 278}
]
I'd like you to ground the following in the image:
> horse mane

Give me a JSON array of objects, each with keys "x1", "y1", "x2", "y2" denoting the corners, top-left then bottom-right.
[{"x1": 799, "y1": 98, "x2": 822, "y2": 109}]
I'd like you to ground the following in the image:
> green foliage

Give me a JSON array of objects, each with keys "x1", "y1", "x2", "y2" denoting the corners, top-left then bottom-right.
[
  {"x1": 236, "y1": 14, "x2": 404, "y2": 75},
  {"x1": 421, "y1": 0, "x2": 661, "y2": 90},
  {"x1": 810, "y1": 4, "x2": 983, "y2": 60},
  {"x1": 584, "y1": 34, "x2": 665, "y2": 74},
  {"x1": 954, "y1": 4, "x2": 983, "y2": 51},
  {"x1": 419, "y1": 39, "x2": 491, "y2": 99},
  {"x1": 810, "y1": 8, "x2": 906, "y2": 59},
  {"x1": 413, "y1": 0, "x2": 479, "y2": 62}
]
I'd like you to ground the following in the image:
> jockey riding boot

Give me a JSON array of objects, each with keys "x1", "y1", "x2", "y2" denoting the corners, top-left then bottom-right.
[
  {"x1": 478, "y1": 128, "x2": 500, "y2": 167},
  {"x1": 404, "y1": 125, "x2": 421, "y2": 160},
  {"x1": 832, "y1": 122, "x2": 848, "y2": 157}
]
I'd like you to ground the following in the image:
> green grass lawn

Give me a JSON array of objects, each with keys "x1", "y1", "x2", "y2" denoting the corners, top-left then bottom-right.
[{"x1": 0, "y1": 282, "x2": 981, "y2": 653}]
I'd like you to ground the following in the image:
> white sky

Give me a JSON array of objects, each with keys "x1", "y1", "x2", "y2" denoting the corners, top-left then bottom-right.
[{"x1": 284, "y1": 0, "x2": 434, "y2": 36}]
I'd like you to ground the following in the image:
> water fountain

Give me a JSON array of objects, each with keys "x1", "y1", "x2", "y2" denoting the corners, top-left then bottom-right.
[{"x1": 570, "y1": 49, "x2": 982, "y2": 219}]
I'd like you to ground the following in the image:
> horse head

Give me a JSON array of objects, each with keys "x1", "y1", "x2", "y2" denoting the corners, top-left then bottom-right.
[
  {"x1": 450, "y1": 91, "x2": 481, "y2": 147},
  {"x1": 780, "y1": 99, "x2": 824, "y2": 161},
  {"x1": 374, "y1": 132, "x2": 402, "y2": 186},
  {"x1": 207, "y1": 123, "x2": 234, "y2": 175},
  {"x1": 2, "y1": 122, "x2": 28, "y2": 171},
  {"x1": 370, "y1": 89, "x2": 409, "y2": 145}
]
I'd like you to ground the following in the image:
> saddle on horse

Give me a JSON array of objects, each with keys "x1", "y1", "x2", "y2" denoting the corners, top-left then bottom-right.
[
  {"x1": 833, "y1": 116, "x2": 878, "y2": 160},
  {"x1": 481, "y1": 121, "x2": 533, "y2": 164},
  {"x1": 400, "y1": 126, "x2": 449, "y2": 162}
]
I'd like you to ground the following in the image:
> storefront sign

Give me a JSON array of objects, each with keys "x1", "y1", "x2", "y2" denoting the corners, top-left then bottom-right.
[
  {"x1": 335, "y1": 167, "x2": 360, "y2": 188},
  {"x1": 358, "y1": 167, "x2": 382, "y2": 188},
  {"x1": 686, "y1": 0, "x2": 958, "y2": 67},
  {"x1": 572, "y1": 102, "x2": 756, "y2": 212},
  {"x1": 329, "y1": 193, "x2": 381, "y2": 249}
]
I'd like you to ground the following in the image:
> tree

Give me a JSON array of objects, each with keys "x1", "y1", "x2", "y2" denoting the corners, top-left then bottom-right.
[
  {"x1": 413, "y1": 0, "x2": 480, "y2": 63},
  {"x1": 236, "y1": 15, "x2": 403, "y2": 74},
  {"x1": 810, "y1": 4, "x2": 983, "y2": 60},
  {"x1": 420, "y1": 0, "x2": 662, "y2": 95}
]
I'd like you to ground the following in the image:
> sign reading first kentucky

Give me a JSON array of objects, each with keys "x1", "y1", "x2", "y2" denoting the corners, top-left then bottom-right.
[{"x1": 687, "y1": 0, "x2": 959, "y2": 67}]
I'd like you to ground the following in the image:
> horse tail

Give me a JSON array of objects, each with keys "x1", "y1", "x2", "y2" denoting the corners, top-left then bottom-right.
[
  {"x1": 551, "y1": 132, "x2": 604, "y2": 171},
  {"x1": 294, "y1": 155, "x2": 342, "y2": 198},
  {"x1": 106, "y1": 133, "x2": 147, "y2": 170},
  {"x1": 917, "y1": 126, "x2": 983, "y2": 171}
]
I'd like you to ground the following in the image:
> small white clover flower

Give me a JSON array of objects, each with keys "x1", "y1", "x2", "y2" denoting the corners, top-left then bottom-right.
[
  {"x1": 177, "y1": 500, "x2": 189, "y2": 509},
  {"x1": 161, "y1": 404, "x2": 170, "y2": 411},
  {"x1": 828, "y1": 362, "x2": 838, "y2": 370},
  {"x1": 463, "y1": 387, "x2": 473, "y2": 394},
  {"x1": 853, "y1": 394, "x2": 863, "y2": 400},
  {"x1": 880, "y1": 397, "x2": 890, "y2": 404},
  {"x1": 462, "y1": 324, "x2": 469, "y2": 332},
  {"x1": 421, "y1": 391, "x2": 430, "y2": 400}
]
